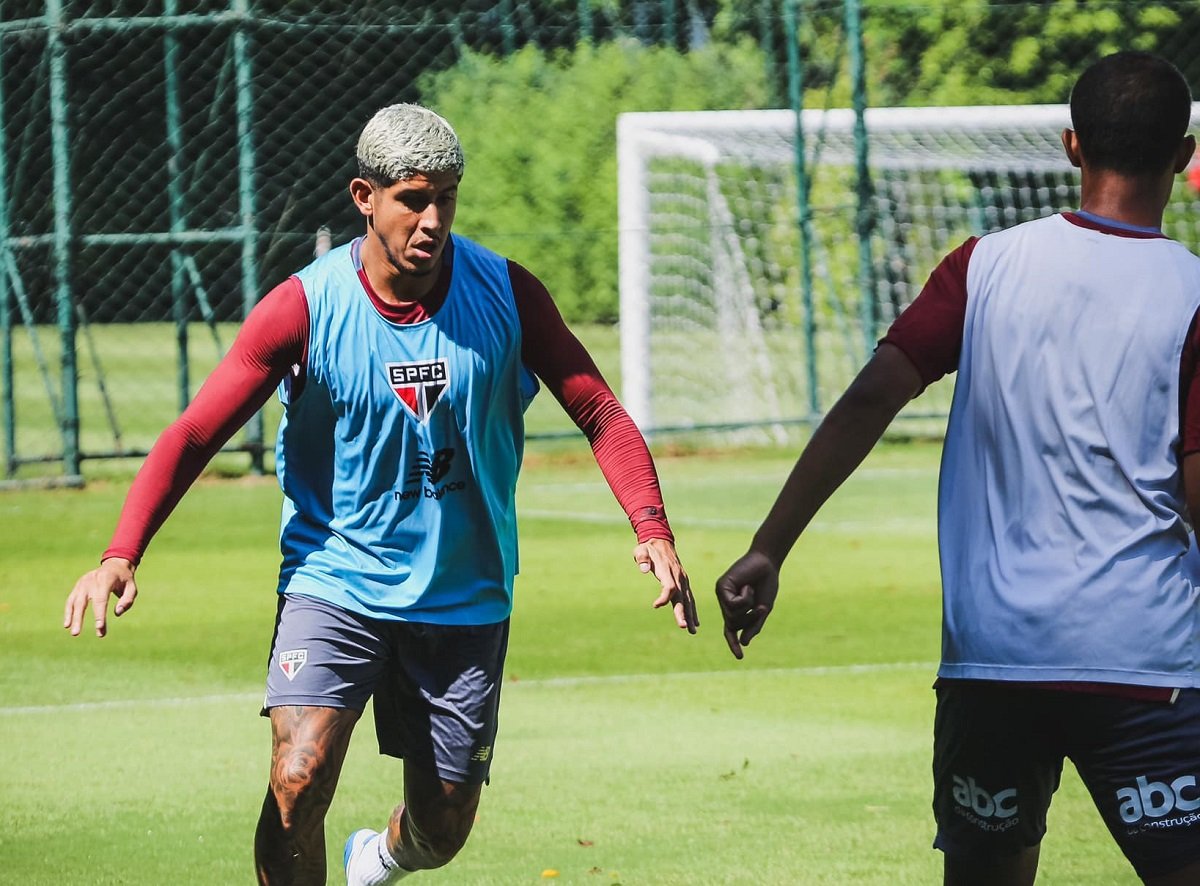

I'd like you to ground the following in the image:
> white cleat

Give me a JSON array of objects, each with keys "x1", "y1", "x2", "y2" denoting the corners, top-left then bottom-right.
[{"x1": 343, "y1": 828, "x2": 378, "y2": 885}]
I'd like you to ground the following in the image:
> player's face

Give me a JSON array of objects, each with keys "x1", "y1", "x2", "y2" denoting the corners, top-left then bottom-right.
[{"x1": 354, "y1": 171, "x2": 459, "y2": 278}]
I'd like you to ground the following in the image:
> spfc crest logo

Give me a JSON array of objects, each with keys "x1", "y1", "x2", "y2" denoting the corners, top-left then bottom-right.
[
  {"x1": 386, "y1": 359, "x2": 449, "y2": 423},
  {"x1": 278, "y1": 649, "x2": 307, "y2": 682}
]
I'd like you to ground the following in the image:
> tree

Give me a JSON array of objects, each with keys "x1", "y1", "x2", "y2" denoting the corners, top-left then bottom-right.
[
  {"x1": 862, "y1": 0, "x2": 1197, "y2": 107},
  {"x1": 421, "y1": 38, "x2": 771, "y2": 322}
]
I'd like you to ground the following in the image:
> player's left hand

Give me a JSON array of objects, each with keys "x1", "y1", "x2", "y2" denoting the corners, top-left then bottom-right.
[{"x1": 634, "y1": 538, "x2": 698, "y2": 633}]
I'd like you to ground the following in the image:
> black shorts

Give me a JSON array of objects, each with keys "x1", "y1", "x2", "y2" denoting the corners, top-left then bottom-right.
[
  {"x1": 932, "y1": 681, "x2": 1200, "y2": 880},
  {"x1": 263, "y1": 593, "x2": 509, "y2": 784}
]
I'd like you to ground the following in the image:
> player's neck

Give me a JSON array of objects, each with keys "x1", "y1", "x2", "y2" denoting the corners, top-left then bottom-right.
[
  {"x1": 1077, "y1": 169, "x2": 1173, "y2": 231},
  {"x1": 359, "y1": 238, "x2": 442, "y2": 305}
]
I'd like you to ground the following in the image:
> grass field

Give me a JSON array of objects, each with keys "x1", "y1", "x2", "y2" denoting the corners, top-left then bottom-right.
[{"x1": 0, "y1": 438, "x2": 1138, "y2": 884}]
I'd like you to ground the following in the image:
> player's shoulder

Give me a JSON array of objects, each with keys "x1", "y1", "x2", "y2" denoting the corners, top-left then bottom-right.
[
  {"x1": 450, "y1": 232, "x2": 506, "y2": 265},
  {"x1": 300, "y1": 238, "x2": 355, "y2": 265},
  {"x1": 982, "y1": 212, "x2": 1061, "y2": 244},
  {"x1": 1157, "y1": 233, "x2": 1200, "y2": 268},
  {"x1": 1162, "y1": 240, "x2": 1200, "y2": 296},
  {"x1": 959, "y1": 216, "x2": 1051, "y2": 274},
  {"x1": 296, "y1": 239, "x2": 356, "y2": 278},
  {"x1": 450, "y1": 234, "x2": 548, "y2": 295},
  {"x1": 971, "y1": 212, "x2": 1187, "y2": 258},
  {"x1": 955, "y1": 216, "x2": 1046, "y2": 271},
  {"x1": 292, "y1": 240, "x2": 359, "y2": 299}
]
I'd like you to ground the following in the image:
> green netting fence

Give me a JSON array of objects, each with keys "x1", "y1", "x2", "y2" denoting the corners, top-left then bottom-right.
[{"x1": 3, "y1": 0, "x2": 1200, "y2": 483}]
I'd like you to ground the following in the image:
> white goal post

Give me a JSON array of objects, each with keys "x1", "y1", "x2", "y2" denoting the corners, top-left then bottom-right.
[{"x1": 617, "y1": 104, "x2": 1200, "y2": 438}]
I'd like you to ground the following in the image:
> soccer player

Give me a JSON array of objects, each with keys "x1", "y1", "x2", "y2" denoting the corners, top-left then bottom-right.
[
  {"x1": 715, "y1": 52, "x2": 1200, "y2": 886},
  {"x1": 64, "y1": 103, "x2": 698, "y2": 886}
]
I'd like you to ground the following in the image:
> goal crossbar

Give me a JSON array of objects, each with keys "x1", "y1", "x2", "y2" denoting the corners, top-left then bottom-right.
[{"x1": 617, "y1": 103, "x2": 1200, "y2": 436}]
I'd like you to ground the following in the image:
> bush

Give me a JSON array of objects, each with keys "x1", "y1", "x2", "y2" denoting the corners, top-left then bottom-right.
[{"x1": 421, "y1": 38, "x2": 770, "y2": 323}]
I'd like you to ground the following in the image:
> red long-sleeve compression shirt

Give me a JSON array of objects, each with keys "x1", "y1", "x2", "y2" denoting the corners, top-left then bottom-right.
[{"x1": 103, "y1": 257, "x2": 673, "y2": 564}]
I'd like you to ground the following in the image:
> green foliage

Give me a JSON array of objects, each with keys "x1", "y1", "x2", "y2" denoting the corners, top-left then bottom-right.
[
  {"x1": 420, "y1": 39, "x2": 771, "y2": 322},
  {"x1": 862, "y1": 0, "x2": 1189, "y2": 106},
  {"x1": 406, "y1": 1, "x2": 1199, "y2": 326}
]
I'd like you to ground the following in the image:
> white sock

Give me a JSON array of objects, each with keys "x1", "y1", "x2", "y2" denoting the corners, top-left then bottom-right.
[{"x1": 348, "y1": 831, "x2": 409, "y2": 885}]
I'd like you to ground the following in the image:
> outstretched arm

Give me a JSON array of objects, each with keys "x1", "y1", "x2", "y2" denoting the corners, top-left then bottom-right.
[
  {"x1": 716, "y1": 344, "x2": 922, "y2": 657},
  {"x1": 717, "y1": 238, "x2": 975, "y2": 659},
  {"x1": 510, "y1": 261, "x2": 698, "y2": 633},
  {"x1": 64, "y1": 278, "x2": 308, "y2": 637}
]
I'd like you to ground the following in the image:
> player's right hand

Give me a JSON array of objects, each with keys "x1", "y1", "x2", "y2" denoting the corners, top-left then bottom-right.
[
  {"x1": 714, "y1": 550, "x2": 779, "y2": 660},
  {"x1": 64, "y1": 557, "x2": 138, "y2": 638}
]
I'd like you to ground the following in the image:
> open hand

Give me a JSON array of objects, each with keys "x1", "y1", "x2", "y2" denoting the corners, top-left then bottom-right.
[
  {"x1": 63, "y1": 557, "x2": 138, "y2": 638},
  {"x1": 634, "y1": 538, "x2": 698, "y2": 633}
]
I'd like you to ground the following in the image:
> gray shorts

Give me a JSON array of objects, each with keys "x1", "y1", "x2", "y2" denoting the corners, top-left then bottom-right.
[{"x1": 263, "y1": 593, "x2": 509, "y2": 784}]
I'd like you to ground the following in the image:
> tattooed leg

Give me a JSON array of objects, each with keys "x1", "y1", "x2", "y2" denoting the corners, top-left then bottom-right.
[
  {"x1": 381, "y1": 765, "x2": 483, "y2": 871},
  {"x1": 255, "y1": 705, "x2": 360, "y2": 886}
]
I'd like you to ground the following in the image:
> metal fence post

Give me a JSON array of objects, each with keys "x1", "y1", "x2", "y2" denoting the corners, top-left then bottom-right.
[
  {"x1": 164, "y1": 0, "x2": 190, "y2": 413},
  {"x1": 578, "y1": 0, "x2": 593, "y2": 44},
  {"x1": 845, "y1": 0, "x2": 877, "y2": 355},
  {"x1": 233, "y1": 0, "x2": 263, "y2": 473},
  {"x1": 47, "y1": 0, "x2": 79, "y2": 477},
  {"x1": 0, "y1": 32, "x2": 12, "y2": 478},
  {"x1": 785, "y1": 0, "x2": 819, "y2": 420},
  {"x1": 499, "y1": 0, "x2": 516, "y2": 55},
  {"x1": 759, "y1": 0, "x2": 778, "y2": 105},
  {"x1": 662, "y1": 0, "x2": 677, "y2": 48}
]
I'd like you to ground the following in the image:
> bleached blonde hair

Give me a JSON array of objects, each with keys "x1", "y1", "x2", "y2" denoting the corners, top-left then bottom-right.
[{"x1": 356, "y1": 104, "x2": 465, "y2": 186}]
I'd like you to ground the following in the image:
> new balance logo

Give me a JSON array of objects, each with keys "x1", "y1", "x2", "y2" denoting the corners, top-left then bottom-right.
[
  {"x1": 387, "y1": 359, "x2": 449, "y2": 422},
  {"x1": 394, "y1": 447, "x2": 467, "y2": 502},
  {"x1": 1117, "y1": 775, "x2": 1200, "y2": 824},
  {"x1": 470, "y1": 745, "x2": 492, "y2": 763},
  {"x1": 408, "y1": 448, "x2": 456, "y2": 484},
  {"x1": 952, "y1": 775, "x2": 1017, "y2": 820}
]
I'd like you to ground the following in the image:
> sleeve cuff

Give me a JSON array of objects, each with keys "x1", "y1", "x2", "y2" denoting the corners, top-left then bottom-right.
[
  {"x1": 632, "y1": 506, "x2": 674, "y2": 545},
  {"x1": 101, "y1": 547, "x2": 141, "y2": 567}
]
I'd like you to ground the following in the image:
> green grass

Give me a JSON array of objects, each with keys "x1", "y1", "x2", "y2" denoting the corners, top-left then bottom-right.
[{"x1": 0, "y1": 439, "x2": 1136, "y2": 884}]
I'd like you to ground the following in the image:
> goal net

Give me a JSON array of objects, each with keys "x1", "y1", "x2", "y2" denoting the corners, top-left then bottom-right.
[{"x1": 617, "y1": 104, "x2": 1200, "y2": 439}]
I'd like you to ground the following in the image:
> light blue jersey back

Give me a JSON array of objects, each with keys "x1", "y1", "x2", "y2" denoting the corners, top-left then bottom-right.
[
  {"x1": 939, "y1": 215, "x2": 1200, "y2": 686},
  {"x1": 275, "y1": 235, "x2": 538, "y2": 624}
]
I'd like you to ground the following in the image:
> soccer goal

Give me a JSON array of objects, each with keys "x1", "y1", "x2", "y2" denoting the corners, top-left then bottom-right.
[{"x1": 617, "y1": 104, "x2": 1200, "y2": 439}]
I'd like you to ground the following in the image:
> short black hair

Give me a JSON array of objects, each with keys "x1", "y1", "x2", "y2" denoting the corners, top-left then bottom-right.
[{"x1": 1069, "y1": 51, "x2": 1192, "y2": 176}]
